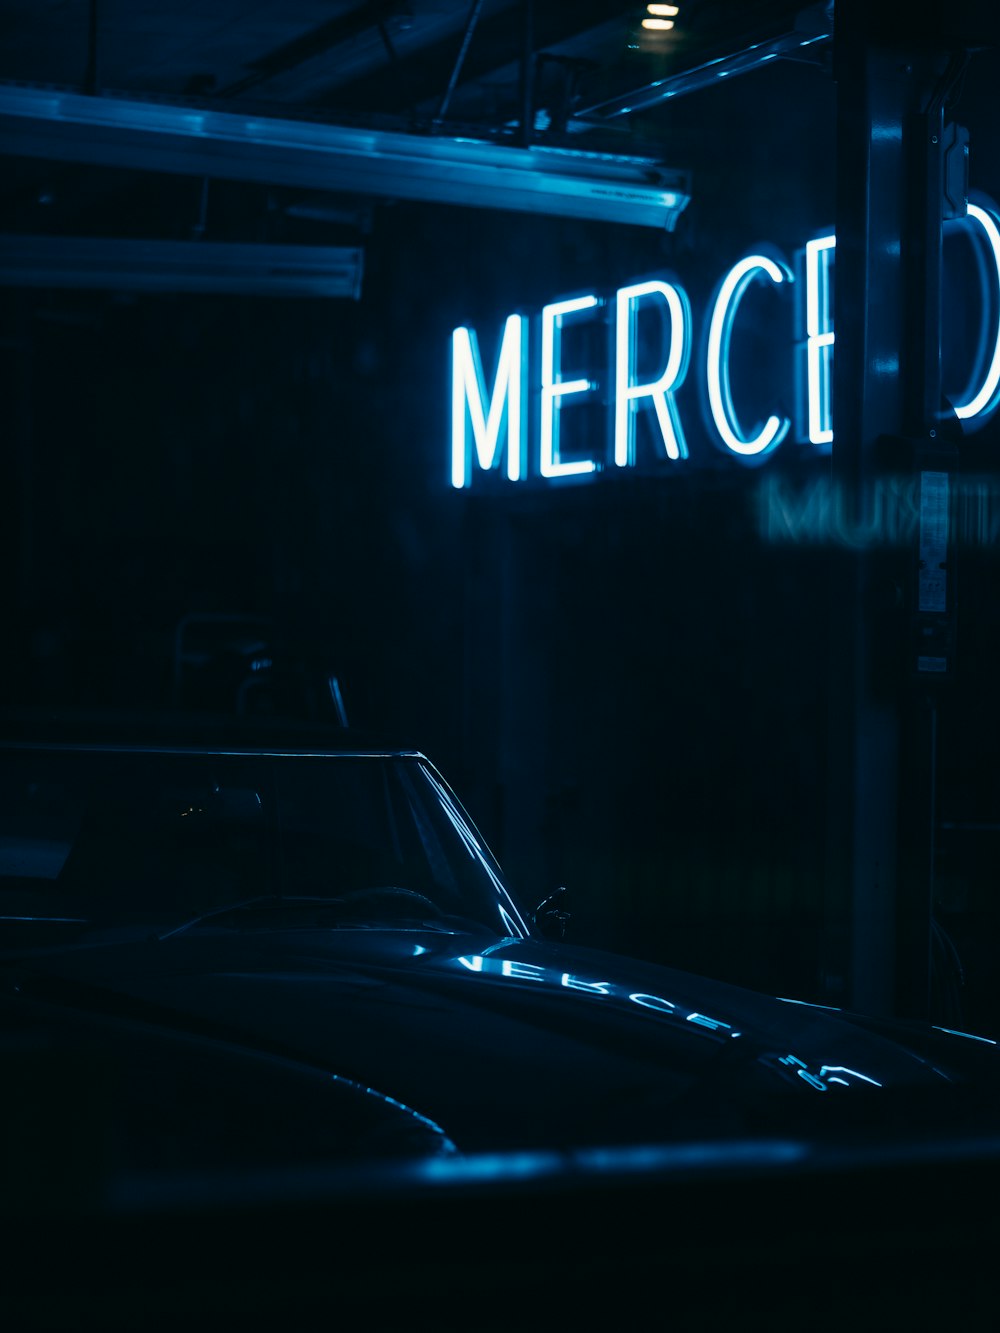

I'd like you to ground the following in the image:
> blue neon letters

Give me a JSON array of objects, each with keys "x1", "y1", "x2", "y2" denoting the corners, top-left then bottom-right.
[
  {"x1": 804, "y1": 235, "x2": 836, "y2": 446},
  {"x1": 615, "y1": 279, "x2": 691, "y2": 466},
  {"x1": 706, "y1": 253, "x2": 792, "y2": 456},
  {"x1": 952, "y1": 203, "x2": 1000, "y2": 421},
  {"x1": 450, "y1": 201, "x2": 1000, "y2": 487},
  {"x1": 451, "y1": 314, "x2": 525, "y2": 487},
  {"x1": 541, "y1": 294, "x2": 601, "y2": 478}
]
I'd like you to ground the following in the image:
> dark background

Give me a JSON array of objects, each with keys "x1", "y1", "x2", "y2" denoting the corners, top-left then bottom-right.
[{"x1": 2, "y1": 1, "x2": 999, "y2": 1030}]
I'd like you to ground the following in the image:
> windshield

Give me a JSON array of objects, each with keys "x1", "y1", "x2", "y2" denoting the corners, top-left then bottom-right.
[{"x1": 0, "y1": 746, "x2": 530, "y2": 941}]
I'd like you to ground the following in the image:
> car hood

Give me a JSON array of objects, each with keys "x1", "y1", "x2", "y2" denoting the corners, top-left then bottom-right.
[{"x1": 9, "y1": 925, "x2": 1000, "y2": 1154}]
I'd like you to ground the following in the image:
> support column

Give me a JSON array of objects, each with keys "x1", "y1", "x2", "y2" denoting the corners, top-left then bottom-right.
[{"x1": 825, "y1": 0, "x2": 960, "y2": 1017}]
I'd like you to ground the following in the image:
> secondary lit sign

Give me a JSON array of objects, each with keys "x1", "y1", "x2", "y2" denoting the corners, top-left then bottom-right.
[
  {"x1": 455, "y1": 953, "x2": 739, "y2": 1038},
  {"x1": 453, "y1": 954, "x2": 883, "y2": 1091},
  {"x1": 451, "y1": 198, "x2": 1000, "y2": 488}
]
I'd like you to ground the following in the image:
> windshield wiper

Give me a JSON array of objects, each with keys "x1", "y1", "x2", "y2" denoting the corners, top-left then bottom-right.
[{"x1": 158, "y1": 896, "x2": 350, "y2": 941}]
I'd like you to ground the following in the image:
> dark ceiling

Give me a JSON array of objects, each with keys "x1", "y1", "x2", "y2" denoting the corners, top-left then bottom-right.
[
  {"x1": 0, "y1": 1, "x2": 832, "y2": 129},
  {"x1": 0, "y1": 1, "x2": 836, "y2": 252}
]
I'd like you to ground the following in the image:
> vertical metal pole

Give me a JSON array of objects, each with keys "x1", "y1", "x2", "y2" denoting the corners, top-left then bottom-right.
[
  {"x1": 519, "y1": 0, "x2": 535, "y2": 148},
  {"x1": 435, "y1": 0, "x2": 485, "y2": 124},
  {"x1": 826, "y1": 0, "x2": 961, "y2": 1019},
  {"x1": 825, "y1": 3, "x2": 901, "y2": 1017},
  {"x1": 84, "y1": 0, "x2": 99, "y2": 95},
  {"x1": 825, "y1": 4, "x2": 906, "y2": 1016},
  {"x1": 896, "y1": 87, "x2": 944, "y2": 1021},
  {"x1": 7, "y1": 312, "x2": 34, "y2": 610}
]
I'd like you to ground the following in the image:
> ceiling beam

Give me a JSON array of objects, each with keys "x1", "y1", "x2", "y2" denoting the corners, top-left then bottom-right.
[
  {"x1": 0, "y1": 85, "x2": 691, "y2": 230},
  {"x1": 0, "y1": 234, "x2": 365, "y2": 297},
  {"x1": 313, "y1": 0, "x2": 639, "y2": 119},
  {"x1": 218, "y1": 0, "x2": 410, "y2": 99},
  {"x1": 574, "y1": 27, "x2": 832, "y2": 118}
]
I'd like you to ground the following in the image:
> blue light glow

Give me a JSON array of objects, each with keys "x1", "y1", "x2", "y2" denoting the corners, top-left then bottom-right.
[
  {"x1": 497, "y1": 905, "x2": 521, "y2": 936},
  {"x1": 447, "y1": 205, "x2": 1000, "y2": 487},
  {"x1": 450, "y1": 958, "x2": 746, "y2": 1036},
  {"x1": 687, "y1": 1012, "x2": 732, "y2": 1033},
  {"x1": 614, "y1": 278, "x2": 691, "y2": 465},
  {"x1": 804, "y1": 234, "x2": 835, "y2": 445},
  {"x1": 540, "y1": 294, "x2": 601, "y2": 477},
  {"x1": 628, "y1": 992, "x2": 677, "y2": 1014},
  {"x1": 797, "y1": 1070, "x2": 828, "y2": 1092},
  {"x1": 420, "y1": 767, "x2": 528, "y2": 934},
  {"x1": 819, "y1": 1065, "x2": 882, "y2": 1087},
  {"x1": 575, "y1": 1139, "x2": 806, "y2": 1174},
  {"x1": 0, "y1": 915, "x2": 88, "y2": 923},
  {"x1": 328, "y1": 1073, "x2": 457, "y2": 1152},
  {"x1": 779, "y1": 1053, "x2": 806, "y2": 1069},
  {"x1": 778, "y1": 1054, "x2": 827, "y2": 1091},
  {"x1": 421, "y1": 769, "x2": 482, "y2": 859},
  {"x1": 423, "y1": 1149, "x2": 562, "y2": 1183},
  {"x1": 451, "y1": 315, "x2": 525, "y2": 488},
  {"x1": 561, "y1": 973, "x2": 612, "y2": 994},
  {"x1": 774, "y1": 1055, "x2": 880, "y2": 1092},
  {"x1": 933, "y1": 1025, "x2": 998, "y2": 1045},
  {"x1": 953, "y1": 203, "x2": 1000, "y2": 422},
  {"x1": 706, "y1": 253, "x2": 792, "y2": 456},
  {"x1": 501, "y1": 959, "x2": 545, "y2": 981}
]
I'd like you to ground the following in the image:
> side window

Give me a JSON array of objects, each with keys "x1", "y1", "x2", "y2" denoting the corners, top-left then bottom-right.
[
  {"x1": 0, "y1": 755, "x2": 85, "y2": 919},
  {"x1": 1, "y1": 749, "x2": 274, "y2": 924}
]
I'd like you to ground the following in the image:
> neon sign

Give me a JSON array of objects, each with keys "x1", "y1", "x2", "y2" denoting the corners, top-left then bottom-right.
[
  {"x1": 615, "y1": 278, "x2": 691, "y2": 466},
  {"x1": 450, "y1": 198, "x2": 1000, "y2": 488},
  {"x1": 804, "y1": 234, "x2": 836, "y2": 447},
  {"x1": 706, "y1": 254, "x2": 792, "y2": 457},
  {"x1": 541, "y1": 294, "x2": 601, "y2": 478},
  {"x1": 953, "y1": 203, "x2": 1000, "y2": 420},
  {"x1": 451, "y1": 314, "x2": 525, "y2": 486}
]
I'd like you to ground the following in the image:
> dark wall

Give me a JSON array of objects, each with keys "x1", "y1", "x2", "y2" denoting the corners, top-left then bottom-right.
[{"x1": 2, "y1": 53, "x2": 999, "y2": 1016}]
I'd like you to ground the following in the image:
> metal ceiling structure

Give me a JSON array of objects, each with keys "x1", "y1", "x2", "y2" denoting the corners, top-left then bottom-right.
[
  {"x1": 0, "y1": 1, "x2": 833, "y2": 291},
  {"x1": 0, "y1": 2, "x2": 828, "y2": 123},
  {"x1": 0, "y1": 84, "x2": 692, "y2": 232}
]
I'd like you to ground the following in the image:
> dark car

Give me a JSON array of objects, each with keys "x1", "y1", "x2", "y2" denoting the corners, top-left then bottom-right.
[{"x1": 3, "y1": 712, "x2": 1000, "y2": 1327}]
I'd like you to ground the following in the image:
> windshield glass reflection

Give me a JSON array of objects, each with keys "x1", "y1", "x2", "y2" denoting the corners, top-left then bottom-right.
[{"x1": 0, "y1": 748, "x2": 529, "y2": 940}]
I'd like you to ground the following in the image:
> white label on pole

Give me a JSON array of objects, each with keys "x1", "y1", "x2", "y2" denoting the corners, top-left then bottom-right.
[{"x1": 918, "y1": 471, "x2": 949, "y2": 613}]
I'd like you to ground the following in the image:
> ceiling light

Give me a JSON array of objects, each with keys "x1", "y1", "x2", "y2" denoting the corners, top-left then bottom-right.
[
  {"x1": 642, "y1": 18, "x2": 675, "y2": 29},
  {"x1": 647, "y1": 4, "x2": 680, "y2": 14}
]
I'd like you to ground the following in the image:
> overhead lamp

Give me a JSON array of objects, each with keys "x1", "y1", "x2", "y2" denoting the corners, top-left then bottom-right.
[
  {"x1": 642, "y1": 18, "x2": 675, "y2": 29},
  {"x1": 0, "y1": 84, "x2": 691, "y2": 232},
  {"x1": 647, "y1": 4, "x2": 680, "y2": 14}
]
